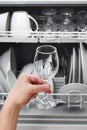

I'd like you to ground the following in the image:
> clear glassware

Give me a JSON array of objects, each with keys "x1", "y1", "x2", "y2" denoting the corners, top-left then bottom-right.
[
  {"x1": 59, "y1": 9, "x2": 75, "y2": 32},
  {"x1": 40, "y1": 9, "x2": 58, "y2": 32},
  {"x1": 34, "y1": 45, "x2": 59, "y2": 109},
  {"x1": 77, "y1": 10, "x2": 87, "y2": 32}
]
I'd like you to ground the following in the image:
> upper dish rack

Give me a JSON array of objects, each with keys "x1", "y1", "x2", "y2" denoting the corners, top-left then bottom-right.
[{"x1": 0, "y1": 31, "x2": 87, "y2": 43}]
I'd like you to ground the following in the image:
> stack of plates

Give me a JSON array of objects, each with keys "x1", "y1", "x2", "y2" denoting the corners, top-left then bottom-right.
[
  {"x1": 68, "y1": 47, "x2": 78, "y2": 83},
  {"x1": 80, "y1": 43, "x2": 87, "y2": 85},
  {"x1": 59, "y1": 43, "x2": 87, "y2": 103},
  {"x1": 68, "y1": 43, "x2": 84, "y2": 84},
  {"x1": 59, "y1": 83, "x2": 87, "y2": 103},
  {"x1": 78, "y1": 47, "x2": 83, "y2": 83},
  {"x1": 0, "y1": 47, "x2": 17, "y2": 93}
]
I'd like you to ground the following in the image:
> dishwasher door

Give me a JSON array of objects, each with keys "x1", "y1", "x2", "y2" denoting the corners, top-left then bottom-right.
[{"x1": 17, "y1": 103, "x2": 87, "y2": 130}]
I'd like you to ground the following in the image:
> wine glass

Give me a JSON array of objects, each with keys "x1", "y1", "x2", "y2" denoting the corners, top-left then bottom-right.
[
  {"x1": 40, "y1": 9, "x2": 58, "y2": 32},
  {"x1": 34, "y1": 45, "x2": 59, "y2": 109},
  {"x1": 77, "y1": 10, "x2": 87, "y2": 32},
  {"x1": 59, "y1": 9, "x2": 75, "y2": 32}
]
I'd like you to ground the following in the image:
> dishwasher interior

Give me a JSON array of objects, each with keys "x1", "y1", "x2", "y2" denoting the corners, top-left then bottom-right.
[{"x1": 0, "y1": 2, "x2": 87, "y2": 129}]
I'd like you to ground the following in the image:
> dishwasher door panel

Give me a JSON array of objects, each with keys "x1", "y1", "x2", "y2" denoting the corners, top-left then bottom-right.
[{"x1": 17, "y1": 124, "x2": 87, "y2": 130}]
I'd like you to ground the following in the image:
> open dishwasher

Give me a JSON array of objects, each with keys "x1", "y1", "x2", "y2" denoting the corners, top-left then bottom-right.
[{"x1": 0, "y1": 0, "x2": 87, "y2": 130}]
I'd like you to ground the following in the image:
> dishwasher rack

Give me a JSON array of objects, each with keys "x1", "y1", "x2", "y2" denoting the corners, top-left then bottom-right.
[
  {"x1": 1, "y1": 92, "x2": 87, "y2": 109},
  {"x1": 0, "y1": 31, "x2": 87, "y2": 43},
  {"x1": 0, "y1": 31, "x2": 87, "y2": 109}
]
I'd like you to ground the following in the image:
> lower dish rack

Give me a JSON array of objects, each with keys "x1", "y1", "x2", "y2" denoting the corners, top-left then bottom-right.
[{"x1": 1, "y1": 92, "x2": 87, "y2": 109}]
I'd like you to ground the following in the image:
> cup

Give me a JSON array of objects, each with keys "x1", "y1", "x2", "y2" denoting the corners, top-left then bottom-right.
[
  {"x1": 0, "y1": 47, "x2": 17, "y2": 77},
  {"x1": 0, "y1": 12, "x2": 10, "y2": 34},
  {"x1": 10, "y1": 11, "x2": 39, "y2": 38}
]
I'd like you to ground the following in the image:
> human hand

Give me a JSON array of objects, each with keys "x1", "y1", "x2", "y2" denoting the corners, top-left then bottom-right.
[
  {"x1": 6, "y1": 73, "x2": 51, "y2": 109},
  {"x1": 0, "y1": 73, "x2": 51, "y2": 130}
]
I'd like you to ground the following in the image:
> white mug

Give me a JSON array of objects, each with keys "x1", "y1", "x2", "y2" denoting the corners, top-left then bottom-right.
[
  {"x1": 0, "y1": 12, "x2": 10, "y2": 34},
  {"x1": 11, "y1": 11, "x2": 39, "y2": 37}
]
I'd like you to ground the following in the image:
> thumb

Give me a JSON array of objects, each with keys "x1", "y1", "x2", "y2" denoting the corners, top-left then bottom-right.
[{"x1": 31, "y1": 83, "x2": 51, "y2": 94}]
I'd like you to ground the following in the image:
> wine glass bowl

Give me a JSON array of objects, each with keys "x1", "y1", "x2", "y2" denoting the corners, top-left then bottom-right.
[
  {"x1": 34, "y1": 45, "x2": 59, "y2": 79},
  {"x1": 42, "y1": 8, "x2": 57, "y2": 16}
]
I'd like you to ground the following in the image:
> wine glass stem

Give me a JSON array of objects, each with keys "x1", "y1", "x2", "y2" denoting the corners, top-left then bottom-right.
[{"x1": 41, "y1": 79, "x2": 48, "y2": 103}]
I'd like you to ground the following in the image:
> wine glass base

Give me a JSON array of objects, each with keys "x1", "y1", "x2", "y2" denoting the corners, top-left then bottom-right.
[
  {"x1": 35, "y1": 93, "x2": 57, "y2": 109},
  {"x1": 35, "y1": 100, "x2": 57, "y2": 109}
]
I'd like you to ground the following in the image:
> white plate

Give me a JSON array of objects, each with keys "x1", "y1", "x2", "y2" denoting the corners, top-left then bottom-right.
[
  {"x1": 59, "y1": 83, "x2": 87, "y2": 103},
  {"x1": 6, "y1": 70, "x2": 17, "y2": 90},
  {"x1": 80, "y1": 43, "x2": 87, "y2": 85},
  {"x1": 20, "y1": 63, "x2": 34, "y2": 74},
  {"x1": 78, "y1": 47, "x2": 83, "y2": 83},
  {"x1": 0, "y1": 70, "x2": 9, "y2": 92},
  {"x1": 68, "y1": 54, "x2": 73, "y2": 83},
  {"x1": 72, "y1": 48, "x2": 78, "y2": 83},
  {"x1": 0, "y1": 85, "x2": 4, "y2": 93}
]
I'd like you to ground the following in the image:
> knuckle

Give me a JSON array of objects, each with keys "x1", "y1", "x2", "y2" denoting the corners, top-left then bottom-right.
[{"x1": 34, "y1": 75, "x2": 40, "y2": 80}]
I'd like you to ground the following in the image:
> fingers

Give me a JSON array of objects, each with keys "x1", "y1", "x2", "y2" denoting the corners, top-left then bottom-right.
[
  {"x1": 19, "y1": 73, "x2": 44, "y2": 84},
  {"x1": 27, "y1": 74, "x2": 44, "y2": 84},
  {"x1": 31, "y1": 83, "x2": 51, "y2": 94}
]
